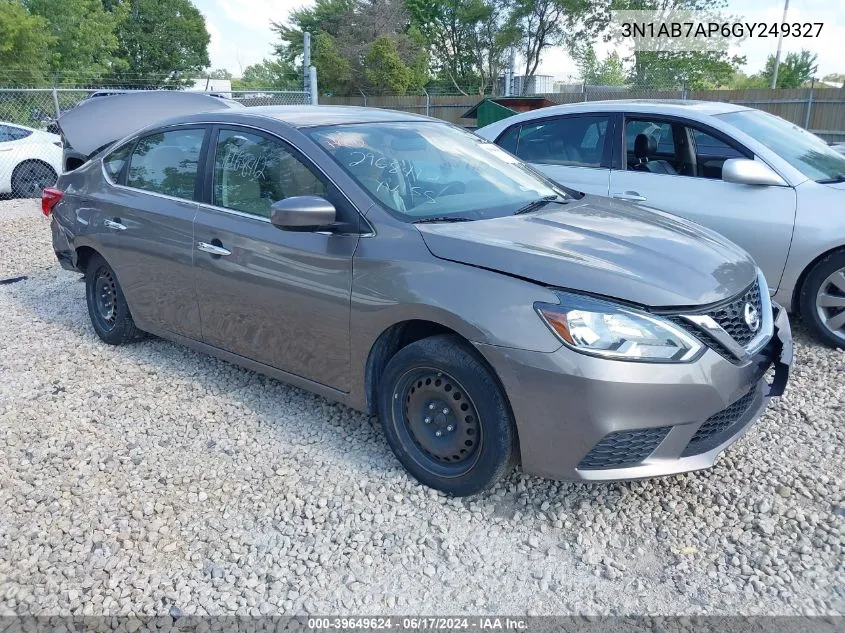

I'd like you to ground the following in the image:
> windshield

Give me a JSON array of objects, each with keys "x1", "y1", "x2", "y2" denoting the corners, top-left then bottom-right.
[
  {"x1": 308, "y1": 121, "x2": 565, "y2": 220},
  {"x1": 718, "y1": 109, "x2": 845, "y2": 183}
]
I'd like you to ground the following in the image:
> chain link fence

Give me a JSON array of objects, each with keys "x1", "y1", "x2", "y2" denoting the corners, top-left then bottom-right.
[{"x1": 0, "y1": 87, "x2": 311, "y2": 199}]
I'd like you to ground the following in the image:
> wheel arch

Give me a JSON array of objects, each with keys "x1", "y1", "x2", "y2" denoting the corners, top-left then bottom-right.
[
  {"x1": 792, "y1": 244, "x2": 845, "y2": 314},
  {"x1": 74, "y1": 245, "x2": 102, "y2": 273},
  {"x1": 363, "y1": 319, "x2": 514, "y2": 423}
]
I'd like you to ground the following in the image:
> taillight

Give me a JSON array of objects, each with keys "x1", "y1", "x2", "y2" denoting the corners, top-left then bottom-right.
[{"x1": 42, "y1": 188, "x2": 63, "y2": 217}]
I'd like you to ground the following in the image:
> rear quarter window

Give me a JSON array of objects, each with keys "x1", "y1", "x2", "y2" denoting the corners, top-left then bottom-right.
[
  {"x1": 0, "y1": 124, "x2": 32, "y2": 142},
  {"x1": 102, "y1": 143, "x2": 134, "y2": 182}
]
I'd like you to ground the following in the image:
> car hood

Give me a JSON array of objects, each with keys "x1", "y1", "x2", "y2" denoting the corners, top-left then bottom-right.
[
  {"x1": 416, "y1": 197, "x2": 757, "y2": 308},
  {"x1": 823, "y1": 181, "x2": 845, "y2": 191},
  {"x1": 57, "y1": 91, "x2": 244, "y2": 158}
]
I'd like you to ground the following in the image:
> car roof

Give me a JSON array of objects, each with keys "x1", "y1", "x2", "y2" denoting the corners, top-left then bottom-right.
[
  {"x1": 534, "y1": 99, "x2": 749, "y2": 116},
  {"x1": 241, "y1": 105, "x2": 436, "y2": 128}
]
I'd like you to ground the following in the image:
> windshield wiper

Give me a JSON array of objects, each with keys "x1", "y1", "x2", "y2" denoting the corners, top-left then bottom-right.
[
  {"x1": 512, "y1": 195, "x2": 567, "y2": 215},
  {"x1": 816, "y1": 174, "x2": 845, "y2": 184},
  {"x1": 412, "y1": 216, "x2": 473, "y2": 224}
]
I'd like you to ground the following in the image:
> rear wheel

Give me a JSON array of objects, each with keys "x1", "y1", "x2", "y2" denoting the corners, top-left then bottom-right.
[
  {"x1": 800, "y1": 250, "x2": 845, "y2": 348},
  {"x1": 84, "y1": 253, "x2": 146, "y2": 345},
  {"x1": 377, "y1": 335, "x2": 516, "y2": 496},
  {"x1": 11, "y1": 161, "x2": 57, "y2": 199}
]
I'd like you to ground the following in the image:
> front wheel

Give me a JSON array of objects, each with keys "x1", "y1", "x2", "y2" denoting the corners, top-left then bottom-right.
[
  {"x1": 377, "y1": 335, "x2": 517, "y2": 496},
  {"x1": 84, "y1": 253, "x2": 146, "y2": 345},
  {"x1": 800, "y1": 250, "x2": 845, "y2": 348}
]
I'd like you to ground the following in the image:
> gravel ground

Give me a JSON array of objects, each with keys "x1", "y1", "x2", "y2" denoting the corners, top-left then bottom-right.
[{"x1": 0, "y1": 198, "x2": 842, "y2": 617}]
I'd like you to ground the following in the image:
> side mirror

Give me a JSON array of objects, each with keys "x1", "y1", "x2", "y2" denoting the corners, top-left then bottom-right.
[
  {"x1": 722, "y1": 158, "x2": 787, "y2": 187},
  {"x1": 270, "y1": 196, "x2": 336, "y2": 230}
]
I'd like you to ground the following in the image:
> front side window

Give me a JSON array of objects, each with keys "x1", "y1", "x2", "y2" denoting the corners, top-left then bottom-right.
[
  {"x1": 309, "y1": 121, "x2": 565, "y2": 220},
  {"x1": 126, "y1": 128, "x2": 204, "y2": 199},
  {"x1": 213, "y1": 129, "x2": 326, "y2": 218},
  {"x1": 718, "y1": 109, "x2": 845, "y2": 183},
  {"x1": 515, "y1": 115, "x2": 610, "y2": 167}
]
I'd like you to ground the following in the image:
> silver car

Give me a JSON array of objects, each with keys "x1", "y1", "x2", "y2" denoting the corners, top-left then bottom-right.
[
  {"x1": 477, "y1": 100, "x2": 845, "y2": 347},
  {"x1": 49, "y1": 95, "x2": 791, "y2": 495}
]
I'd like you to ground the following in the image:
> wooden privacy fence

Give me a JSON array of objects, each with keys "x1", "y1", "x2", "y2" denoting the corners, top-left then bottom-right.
[{"x1": 320, "y1": 87, "x2": 845, "y2": 142}]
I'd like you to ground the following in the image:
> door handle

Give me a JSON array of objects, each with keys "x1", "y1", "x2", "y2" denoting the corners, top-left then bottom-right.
[
  {"x1": 611, "y1": 191, "x2": 647, "y2": 203},
  {"x1": 104, "y1": 218, "x2": 127, "y2": 231},
  {"x1": 197, "y1": 241, "x2": 231, "y2": 257}
]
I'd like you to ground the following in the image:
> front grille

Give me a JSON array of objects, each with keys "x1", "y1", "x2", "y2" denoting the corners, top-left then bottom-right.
[
  {"x1": 681, "y1": 388, "x2": 758, "y2": 457},
  {"x1": 668, "y1": 281, "x2": 764, "y2": 361},
  {"x1": 578, "y1": 426, "x2": 671, "y2": 470},
  {"x1": 708, "y1": 282, "x2": 762, "y2": 347}
]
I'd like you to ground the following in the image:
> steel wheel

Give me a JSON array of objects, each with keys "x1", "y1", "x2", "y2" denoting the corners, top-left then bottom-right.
[
  {"x1": 815, "y1": 267, "x2": 845, "y2": 343},
  {"x1": 93, "y1": 265, "x2": 118, "y2": 330},
  {"x1": 391, "y1": 367, "x2": 482, "y2": 478}
]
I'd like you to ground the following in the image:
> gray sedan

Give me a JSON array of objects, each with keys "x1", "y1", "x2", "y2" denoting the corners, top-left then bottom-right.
[
  {"x1": 477, "y1": 100, "x2": 845, "y2": 347},
  {"x1": 47, "y1": 98, "x2": 790, "y2": 495}
]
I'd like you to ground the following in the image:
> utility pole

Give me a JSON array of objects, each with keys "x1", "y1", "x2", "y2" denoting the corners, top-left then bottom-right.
[
  {"x1": 770, "y1": 0, "x2": 789, "y2": 89},
  {"x1": 303, "y1": 31, "x2": 312, "y2": 101}
]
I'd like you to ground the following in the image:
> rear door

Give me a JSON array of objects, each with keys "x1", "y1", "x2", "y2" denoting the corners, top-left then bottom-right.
[
  {"x1": 608, "y1": 114, "x2": 797, "y2": 291},
  {"x1": 192, "y1": 126, "x2": 358, "y2": 392},
  {"x1": 495, "y1": 113, "x2": 614, "y2": 195},
  {"x1": 93, "y1": 126, "x2": 206, "y2": 338}
]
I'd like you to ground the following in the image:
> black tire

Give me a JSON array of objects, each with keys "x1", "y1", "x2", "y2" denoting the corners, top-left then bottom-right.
[
  {"x1": 11, "y1": 161, "x2": 57, "y2": 199},
  {"x1": 84, "y1": 253, "x2": 146, "y2": 345},
  {"x1": 377, "y1": 334, "x2": 517, "y2": 496},
  {"x1": 799, "y1": 250, "x2": 845, "y2": 349}
]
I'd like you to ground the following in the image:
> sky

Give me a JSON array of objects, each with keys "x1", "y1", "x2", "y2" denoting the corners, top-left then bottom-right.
[{"x1": 194, "y1": 0, "x2": 845, "y2": 83}]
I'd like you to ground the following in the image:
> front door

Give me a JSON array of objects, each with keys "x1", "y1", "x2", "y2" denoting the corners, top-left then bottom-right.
[
  {"x1": 192, "y1": 127, "x2": 358, "y2": 392},
  {"x1": 609, "y1": 115, "x2": 797, "y2": 292}
]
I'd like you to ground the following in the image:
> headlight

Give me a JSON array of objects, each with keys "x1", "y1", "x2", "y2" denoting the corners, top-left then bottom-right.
[{"x1": 536, "y1": 292, "x2": 703, "y2": 362}]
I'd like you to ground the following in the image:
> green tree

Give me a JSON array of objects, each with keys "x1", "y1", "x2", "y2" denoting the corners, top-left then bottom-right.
[
  {"x1": 25, "y1": 0, "x2": 124, "y2": 83},
  {"x1": 271, "y1": 0, "x2": 426, "y2": 95},
  {"x1": 762, "y1": 50, "x2": 817, "y2": 89},
  {"x1": 232, "y1": 59, "x2": 299, "y2": 90},
  {"x1": 576, "y1": 44, "x2": 626, "y2": 86},
  {"x1": 0, "y1": 0, "x2": 55, "y2": 86},
  {"x1": 509, "y1": 0, "x2": 609, "y2": 93},
  {"x1": 407, "y1": 0, "x2": 518, "y2": 94},
  {"x1": 109, "y1": 0, "x2": 210, "y2": 87},
  {"x1": 363, "y1": 35, "x2": 412, "y2": 93},
  {"x1": 311, "y1": 32, "x2": 353, "y2": 94}
]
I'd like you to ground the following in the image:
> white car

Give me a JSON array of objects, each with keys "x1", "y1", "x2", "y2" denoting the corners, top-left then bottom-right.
[
  {"x1": 477, "y1": 100, "x2": 845, "y2": 347},
  {"x1": 0, "y1": 121, "x2": 62, "y2": 198}
]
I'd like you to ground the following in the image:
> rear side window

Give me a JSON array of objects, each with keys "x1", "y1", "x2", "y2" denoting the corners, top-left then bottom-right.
[
  {"x1": 0, "y1": 124, "x2": 32, "y2": 142},
  {"x1": 514, "y1": 115, "x2": 610, "y2": 168},
  {"x1": 102, "y1": 143, "x2": 134, "y2": 182},
  {"x1": 126, "y1": 128, "x2": 205, "y2": 199},
  {"x1": 212, "y1": 129, "x2": 326, "y2": 218}
]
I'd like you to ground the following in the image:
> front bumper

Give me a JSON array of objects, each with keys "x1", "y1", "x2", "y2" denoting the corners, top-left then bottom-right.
[{"x1": 476, "y1": 304, "x2": 792, "y2": 482}]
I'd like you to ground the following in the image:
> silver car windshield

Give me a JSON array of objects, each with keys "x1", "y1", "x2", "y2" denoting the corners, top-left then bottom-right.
[
  {"x1": 718, "y1": 109, "x2": 845, "y2": 183},
  {"x1": 308, "y1": 122, "x2": 564, "y2": 220}
]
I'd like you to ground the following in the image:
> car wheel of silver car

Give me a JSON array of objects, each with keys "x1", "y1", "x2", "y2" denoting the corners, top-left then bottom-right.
[
  {"x1": 800, "y1": 250, "x2": 845, "y2": 348},
  {"x1": 378, "y1": 334, "x2": 517, "y2": 496},
  {"x1": 84, "y1": 253, "x2": 146, "y2": 345},
  {"x1": 11, "y1": 161, "x2": 57, "y2": 199}
]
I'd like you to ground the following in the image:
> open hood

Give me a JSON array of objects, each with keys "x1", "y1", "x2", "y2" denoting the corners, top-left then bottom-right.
[
  {"x1": 58, "y1": 91, "x2": 245, "y2": 158},
  {"x1": 416, "y1": 197, "x2": 758, "y2": 308}
]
